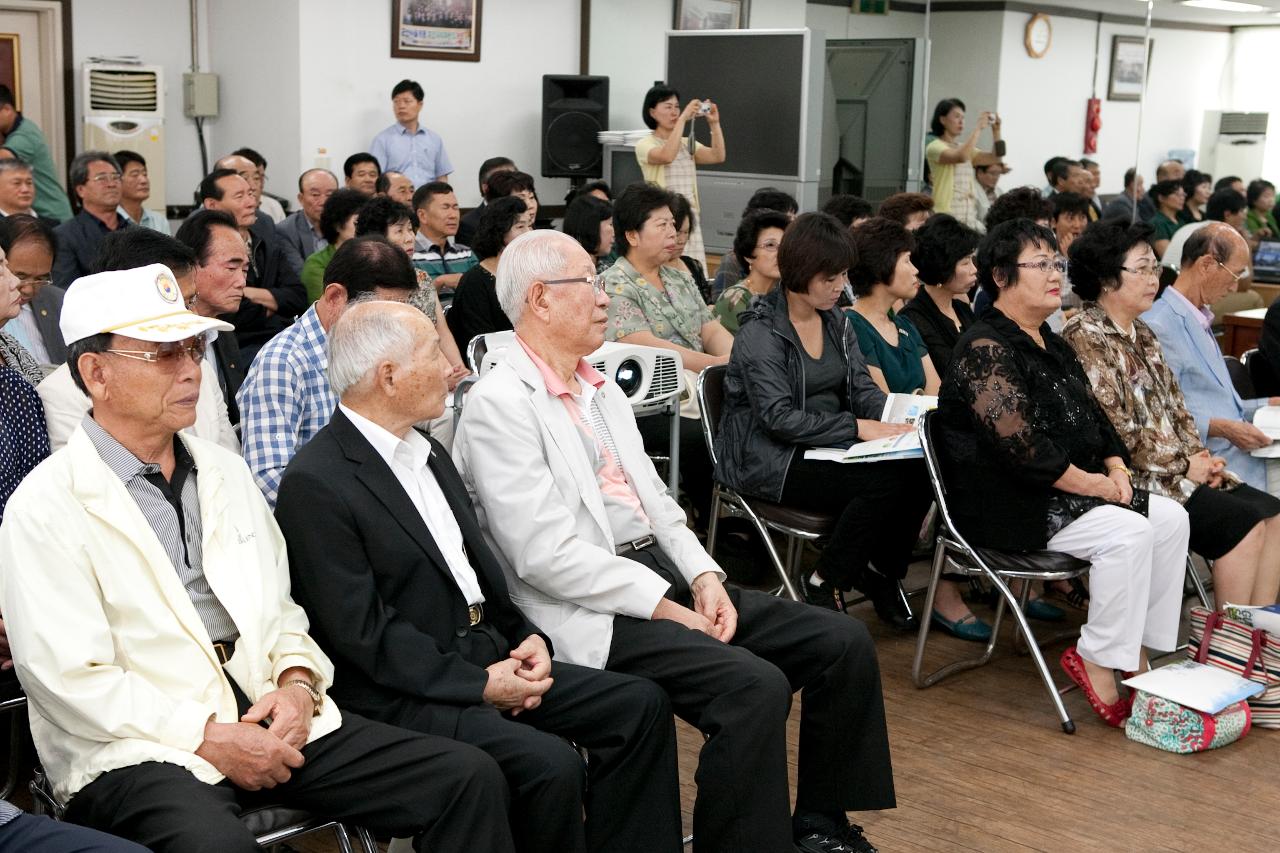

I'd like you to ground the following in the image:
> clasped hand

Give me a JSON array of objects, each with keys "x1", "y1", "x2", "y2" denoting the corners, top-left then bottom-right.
[
  {"x1": 484, "y1": 634, "x2": 554, "y2": 716},
  {"x1": 651, "y1": 572, "x2": 738, "y2": 644},
  {"x1": 194, "y1": 683, "x2": 315, "y2": 790}
]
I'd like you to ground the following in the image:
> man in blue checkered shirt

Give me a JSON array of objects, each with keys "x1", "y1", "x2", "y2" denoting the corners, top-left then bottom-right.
[{"x1": 238, "y1": 237, "x2": 418, "y2": 506}]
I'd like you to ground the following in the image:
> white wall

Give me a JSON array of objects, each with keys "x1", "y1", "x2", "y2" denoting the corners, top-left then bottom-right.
[
  {"x1": 1226, "y1": 27, "x2": 1280, "y2": 182},
  {"x1": 926, "y1": 11, "x2": 1003, "y2": 130},
  {"x1": 806, "y1": 4, "x2": 924, "y2": 41}
]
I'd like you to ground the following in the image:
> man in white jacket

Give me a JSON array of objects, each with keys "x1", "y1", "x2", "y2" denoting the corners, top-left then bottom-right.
[{"x1": 0, "y1": 265, "x2": 514, "y2": 853}]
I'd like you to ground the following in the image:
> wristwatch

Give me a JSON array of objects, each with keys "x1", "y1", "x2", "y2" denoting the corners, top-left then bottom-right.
[{"x1": 284, "y1": 679, "x2": 323, "y2": 716}]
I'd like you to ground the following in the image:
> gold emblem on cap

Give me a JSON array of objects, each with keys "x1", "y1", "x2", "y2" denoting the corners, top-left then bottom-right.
[{"x1": 155, "y1": 271, "x2": 180, "y2": 304}]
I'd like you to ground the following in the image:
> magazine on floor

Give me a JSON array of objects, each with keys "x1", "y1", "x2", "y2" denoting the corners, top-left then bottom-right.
[
  {"x1": 803, "y1": 394, "x2": 936, "y2": 464},
  {"x1": 1120, "y1": 660, "x2": 1264, "y2": 714}
]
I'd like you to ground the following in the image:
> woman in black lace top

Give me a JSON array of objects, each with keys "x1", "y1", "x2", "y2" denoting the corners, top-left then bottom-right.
[{"x1": 935, "y1": 219, "x2": 1191, "y2": 728}]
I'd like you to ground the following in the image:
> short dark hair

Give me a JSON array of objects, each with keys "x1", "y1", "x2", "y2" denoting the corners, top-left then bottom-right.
[
  {"x1": 574, "y1": 180, "x2": 612, "y2": 201},
  {"x1": 1206, "y1": 188, "x2": 1248, "y2": 222},
  {"x1": 821, "y1": 194, "x2": 874, "y2": 227},
  {"x1": 1182, "y1": 169, "x2": 1212, "y2": 198},
  {"x1": 1181, "y1": 225, "x2": 1236, "y2": 269},
  {"x1": 232, "y1": 147, "x2": 267, "y2": 170},
  {"x1": 1215, "y1": 175, "x2": 1242, "y2": 191},
  {"x1": 613, "y1": 182, "x2": 673, "y2": 257},
  {"x1": 743, "y1": 187, "x2": 798, "y2": 217},
  {"x1": 319, "y1": 188, "x2": 369, "y2": 243},
  {"x1": 0, "y1": 85, "x2": 14, "y2": 110},
  {"x1": 562, "y1": 194, "x2": 612, "y2": 257},
  {"x1": 483, "y1": 170, "x2": 535, "y2": 202},
  {"x1": 198, "y1": 168, "x2": 241, "y2": 202},
  {"x1": 1247, "y1": 179, "x2": 1276, "y2": 207},
  {"x1": 668, "y1": 192, "x2": 696, "y2": 234},
  {"x1": 174, "y1": 209, "x2": 239, "y2": 265},
  {"x1": 411, "y1": 181, "x2": 454, "y2": 213},
  {"x1": 1050, "y1": 159, "x2": 1081, "y2": 187},
  {"x1": 930, "y1": 98, "x2": 965, "y2": 138},
  {"x1": 374, "y1": 171, "x2": 406, "y2": 194},
  {"x1": 322, "y1": 235, "x2": 417, "y2": 295},
  {"x1": 343, "y1": 152, "x2": 380, "y2": 180},
  {"x1": 849, "y1": 217, "x2": 914, "y2": 296},
  {"x1": 92, "y1": 227, "x2": 197, "y2": 277},
  {"x1": 642, "y1": 84, "x2": 680, "y2": 130},
  {"x1": 0, "y1": 213, "x2": 57, "y2": 259},
  {"x1": 1043, "y1": 156, "x2": 1069, "y2": 178},
  {"x1": 67, "y1": 333, "x2": 113, "y2": 396},
  {"x1": 355, "y1": 195, "x2": 416, "y2": 238},
  {"x1": 1051, "y1": 192, "x2": 1090, "y2": 220},
  {"x1": 471, "y1": 196, "x2": 527, "y2": 260},
  {"x1": 778, "y1": 212, "x2": 856, "y2": 294},
  {"x1": 733, "y1": 208, "x2": 791, "y2": 271},
  {"x1": 985, "y1": 186, "x2": 1053, "y2": 231},
  {"x1": 113, "y1": 149, "x2": 146, "y2": 172},
  {"x1": 70, "y1": 151, "x2": 119, "y2": 190},
  {"x1": 392, "y1": 79, "x2": 424, "y2": 102},
  {"x1": 877, "y1": 192, "x2": 933, "y2": 226},
  {"x1": 1123, "y1": 167, "x2": 1139, "y2": 189},
  {"x1": 1080, "y1": 158, "x2": 1099, "y2": 171},
  {"x1": 1149, "y1": 179, "x2": 1183, "y2": 204},
  {"x1": 478, "y1": 156, "x2": 515, "y2": 193},
  {"x1": 1066, "y1": 219, "x2": 1155, "y2": 301},
  {"x1": 976, "y1": 218, "x2": 1058, "y2": 302},
  {"x1": 911, "y1": 214, "x2": 980, "y2": 286}
]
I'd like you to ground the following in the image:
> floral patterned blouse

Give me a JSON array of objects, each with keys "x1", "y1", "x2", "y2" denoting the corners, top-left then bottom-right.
[
  {"x1": 712, "y1": 280, "x2": 758, "y2": 336},
  {"x1": 603, "y1": 256, "x2": 713, "y2": 349},
  {"x1": 409, "y1": 269, "x2": 439, "y2": 324},
  {"x1": 1061, "y1": 302, "x2": 1238, "y2": 503}
]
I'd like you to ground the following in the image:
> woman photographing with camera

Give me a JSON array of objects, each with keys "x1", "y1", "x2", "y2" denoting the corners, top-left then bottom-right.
[{"x1": 635, "y1": 84, "x2": 727, "y2": 267}]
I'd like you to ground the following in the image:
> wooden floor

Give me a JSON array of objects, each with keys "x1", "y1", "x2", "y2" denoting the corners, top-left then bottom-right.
[{"x1": 283, "y1": 557, "x2": 1280, "y2": 852}]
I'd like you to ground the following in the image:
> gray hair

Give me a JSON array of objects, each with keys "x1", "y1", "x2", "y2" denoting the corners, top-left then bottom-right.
[
  {"x1": 495, "y1": 229, "x2": 578, "y2": 327},
  {"x1": 327, "y1": 299, "x2": 417, "y2": 399},
  {"x1": 0, "y1": 156, "x2": 32, "y2": 176},
  {"x1": 69, "y1": 150, "x2": 120, "y2": 189}
]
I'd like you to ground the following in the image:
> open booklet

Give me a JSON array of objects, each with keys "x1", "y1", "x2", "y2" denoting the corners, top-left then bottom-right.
[
  {"x1": 804, "y1": 394, "x2": 937, "y2": 464},
  {"x1": 1250, "y1": 406, "x2": 1280, "y2": 457}
]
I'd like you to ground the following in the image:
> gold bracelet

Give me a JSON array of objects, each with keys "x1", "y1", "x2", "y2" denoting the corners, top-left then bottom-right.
[{"x1": 1107, "y1": 464, "x2": 1131, "y2": 477}]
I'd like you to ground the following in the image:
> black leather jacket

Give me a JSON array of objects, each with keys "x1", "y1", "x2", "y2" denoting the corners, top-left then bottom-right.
[{"x1": 714, "y1": 287, "x2": 886, "y2": 502}]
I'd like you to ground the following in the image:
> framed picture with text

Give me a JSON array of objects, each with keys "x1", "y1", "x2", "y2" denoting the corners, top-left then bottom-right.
[
  {"x1": 0, "y1": 34, "x2": 20, "y2": 108},
  {"x1": 1108, "y1": 35, "x2": 1152, "y2": 102},
  {"x1": 674, "y1": 0, "x2": 750, "y2": 31},
  {"x1": 391, "y1": 0, "x2": 482, "y2": 62}
]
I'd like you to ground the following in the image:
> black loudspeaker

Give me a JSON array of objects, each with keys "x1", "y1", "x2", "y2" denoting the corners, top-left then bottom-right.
[{"x1": 542, "y1": 75, "x2": 609, "y2": 179}]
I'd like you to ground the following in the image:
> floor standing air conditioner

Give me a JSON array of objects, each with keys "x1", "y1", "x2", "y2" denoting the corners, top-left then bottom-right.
[
  {"x1": 1199, "y1": 111, "x2": 1268, "y2": 181},
  {"x1": 82, "y1": 63, "x2": 165, "y2": 217}
]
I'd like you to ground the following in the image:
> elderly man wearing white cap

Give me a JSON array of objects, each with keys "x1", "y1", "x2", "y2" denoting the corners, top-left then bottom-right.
[{"x1": 0, "y1": 264, "x2": 517, "y2": 852}]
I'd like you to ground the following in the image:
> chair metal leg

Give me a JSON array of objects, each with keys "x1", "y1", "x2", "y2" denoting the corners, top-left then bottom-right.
[
  {"x1": 733, "y1": 500, "x2": 799, "y2": 601},
  {"x1": 987, "y1": 572, "x2": 1076, "y2": 734},
  {"x1": 354, "y1": 828, "x2": 380, "y2": 853},
  {"x1": 332, "y1": 824, "x2": 356, "y2": 853},
  {"x1": 705, "y1": 491, "x2": 723, "y2": 560},
  {"x1": 914, "y1": 545, "x2": 1003, "y2": 688},
  {"x1": 1186, "y1": 554, "x2": 1213, "y2": 611}
]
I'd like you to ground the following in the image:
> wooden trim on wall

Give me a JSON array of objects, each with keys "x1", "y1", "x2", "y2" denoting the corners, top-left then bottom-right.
[
  {"x1": 579, "y1": 0, "x2": 590, "y2": 75},
  {"x1": 57, "y1": 0, "x2": 71, "y2": 171}
]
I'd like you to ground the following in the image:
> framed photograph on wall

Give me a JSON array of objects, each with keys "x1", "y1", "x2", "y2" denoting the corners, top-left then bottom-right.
[
  {"x1": 0, "y1": 34, "x2": 20, "y2": 108},
  {"x1": 391, "y1": 0, "x2": 482, "y2": 62},
  {"x1": 674, "y1": 0, "x2": 751, "y2": 31},
  {"x1": 1107, "y1": 35, "x2": 1152, "y2": 102}
]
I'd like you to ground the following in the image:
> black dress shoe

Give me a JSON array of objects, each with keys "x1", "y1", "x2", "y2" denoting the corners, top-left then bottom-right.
[
  {"x1": 800, "y1": 571, "x2": 847, "y2": 612},
  {"x1": 794, "y1": 813, "x2": 879, "y2": 853}
]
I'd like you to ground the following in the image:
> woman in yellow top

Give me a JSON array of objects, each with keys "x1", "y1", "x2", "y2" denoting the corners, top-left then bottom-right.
[
  {"x1": 926, "y1": 98, "x2": 1004, "y2": 231},
  {"x1": 635, "y1": 84, "x2": 727, "y2": 268}
]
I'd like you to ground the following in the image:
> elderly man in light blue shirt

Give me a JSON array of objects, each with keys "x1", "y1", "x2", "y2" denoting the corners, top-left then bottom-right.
[{"x1": 370, "y1": 79, "x2": 452, "y2": 188}]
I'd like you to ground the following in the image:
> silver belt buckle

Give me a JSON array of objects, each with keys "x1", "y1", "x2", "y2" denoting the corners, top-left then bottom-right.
[{"x1": 627, "y1": 535, "x2": 655, "y2": 553}]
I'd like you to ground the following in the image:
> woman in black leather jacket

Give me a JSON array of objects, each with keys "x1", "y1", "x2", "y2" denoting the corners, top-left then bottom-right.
[{"x1": 715, "y1": 213, "x2": 934, "y2": 629}]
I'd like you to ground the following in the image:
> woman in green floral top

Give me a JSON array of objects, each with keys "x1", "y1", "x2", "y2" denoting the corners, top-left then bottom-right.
[
  {"x1": 1063, "y1": 219, "x2": 1280, "y2": 605},
  {"x1": 713, "y1": 209, "x2": 788, "y2": 335}
]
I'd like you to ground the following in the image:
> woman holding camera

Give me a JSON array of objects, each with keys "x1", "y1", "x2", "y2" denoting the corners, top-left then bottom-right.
[
  {"x1": 635, "y1": 84, "x2": 727, "y2": 267},
  {"x1": 926, "y1": 98, "x2": 1004, "y2": 231}
]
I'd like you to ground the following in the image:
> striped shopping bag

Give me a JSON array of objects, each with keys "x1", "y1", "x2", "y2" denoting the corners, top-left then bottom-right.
[{"x1": 1187, "y1": 607, "x2": 1280, "y2": 728}]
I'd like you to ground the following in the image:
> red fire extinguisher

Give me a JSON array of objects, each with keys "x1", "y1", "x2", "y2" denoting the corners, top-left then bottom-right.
[{"x1": 1084, "y1": 98, "x2": 1102, "y2": 154}]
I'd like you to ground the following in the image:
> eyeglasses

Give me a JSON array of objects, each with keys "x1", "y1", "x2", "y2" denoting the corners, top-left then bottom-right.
[
  {"x1": 755, "y1": 240, "x2": 781, "y2": 253},
  {"x1": 1015, "y1": 257, "x2": 1068, "y2": 275},
  {"x1": 88, "y1": 172, "x2": 122, "y2": 185},
  {"x1": 1217, "y1": 260, "x2": 1248, "y2": 283},
  {"x1": 542, "y1": 274, "x2": 608, "y2": 296},
  {"x1": 1120, "y1": 263, "x2": 1161, "y2": 279},
  {"x1": 105, "y1": 338, "x2": 208, "y2": 367},
  {"x1": 15, "y1": 276, "x2": 50, "y2": 294}
]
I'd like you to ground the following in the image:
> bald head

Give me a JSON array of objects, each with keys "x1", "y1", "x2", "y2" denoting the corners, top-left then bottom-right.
[
  {"x1": 216, "y1": 154, "x2": 261, "y2": 198},
  {"x1": 1156, "y1": 160, "x2": 1186, "y2": 183}
]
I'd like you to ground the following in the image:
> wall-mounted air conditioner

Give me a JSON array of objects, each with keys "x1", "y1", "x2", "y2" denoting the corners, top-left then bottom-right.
[
  {"x1": 1199, "y1": 111, "x2": 1268, "y2": 181},
  {"x1": 81, "y1": 63, "x2": 166, "y2": 216}
]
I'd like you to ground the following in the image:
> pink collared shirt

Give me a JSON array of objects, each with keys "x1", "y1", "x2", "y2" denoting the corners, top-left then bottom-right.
[{"x1": 1165, "y1": 285, "x2": 1215, "y2": 333}]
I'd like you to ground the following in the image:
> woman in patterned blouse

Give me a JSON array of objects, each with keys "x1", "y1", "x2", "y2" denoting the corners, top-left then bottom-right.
[{"x1": 1062, "y1": 220, "x2": 1280, "y2": 606}]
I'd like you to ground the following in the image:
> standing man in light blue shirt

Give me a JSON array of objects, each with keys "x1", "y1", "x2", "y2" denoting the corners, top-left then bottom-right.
[{"x1": 370, "y1": 80, "x2": 452, "y2": 188}]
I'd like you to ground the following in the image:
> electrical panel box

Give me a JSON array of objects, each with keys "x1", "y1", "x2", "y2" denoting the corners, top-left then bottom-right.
[{"x1": 183, "y1": 72, "x2": 219, "y2": 118}]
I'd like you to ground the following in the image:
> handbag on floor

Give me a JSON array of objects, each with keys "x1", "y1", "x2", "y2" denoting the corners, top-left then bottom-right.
[
  {"x1": 1187, "y1": 607, "x2": 1280, "y2": 728},
  {"x1": 1125, "y1": 690, "x2": 1251, "y2": 753}
]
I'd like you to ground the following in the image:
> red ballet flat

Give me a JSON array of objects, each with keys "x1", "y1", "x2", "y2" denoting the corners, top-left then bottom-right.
[{"x1": 1061, "y1": 646, "x2": 1130, "y2": 728}]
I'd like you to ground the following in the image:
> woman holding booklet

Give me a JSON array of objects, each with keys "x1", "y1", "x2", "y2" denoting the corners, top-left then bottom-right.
[
  {"x1": 715, "y1": 212, "x2": 933, "y2": 631},
  {"x1": 935, "y1": 218, "x2": 1190, "y2": 728},
  {"x1": 1062, "y1": 220, "x2": 1280, "y2": 607}
]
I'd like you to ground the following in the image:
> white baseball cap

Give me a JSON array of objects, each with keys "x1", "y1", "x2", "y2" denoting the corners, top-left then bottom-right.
[{"x1": 60, "y1": 264, "x2": 234, "y2": 346}]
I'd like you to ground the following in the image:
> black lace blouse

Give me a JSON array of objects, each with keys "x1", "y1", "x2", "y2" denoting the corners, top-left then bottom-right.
[{"x1": 934, "y1": 308, "x2": 1130, "y2": 551}]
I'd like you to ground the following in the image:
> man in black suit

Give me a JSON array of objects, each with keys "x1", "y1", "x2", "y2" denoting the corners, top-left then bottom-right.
[{"x1": 274, "y1": 299, "x2": 681, "y2": 853}]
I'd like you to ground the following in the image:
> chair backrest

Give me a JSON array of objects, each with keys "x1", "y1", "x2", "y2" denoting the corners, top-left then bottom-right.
[
  {"x1": 917, "y1": 410, "x2": 979, "y2": 556},
  {"x1": 465, "y1": 333, "x2": 488, "y2": 373},
  {"x1": 696, "y1": 364, "x2": 728, "y2": 467},
  {"x1": 1224, "y1": 355, "x2": 1256, "y2": 399}
]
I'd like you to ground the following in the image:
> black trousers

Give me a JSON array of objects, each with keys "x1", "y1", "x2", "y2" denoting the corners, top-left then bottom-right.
[
  {"x1": 781, "y1": 456, "x2": 933, "y2": 588},
  {"x1": 636, "y1": 413, "x2": 713, "y2": 525},
  {"x1": 606, "y1": 549, "x2": 895, "y2": 853},
  {"x1": 63, "y1": 708, "x2": 515, "y2": 853},
  {"x1": 0, "y1": 812, "x2": 148, "y2": 853},
  {"x1": 358, "y1": 623, "x2": 683, "y2": 853}
]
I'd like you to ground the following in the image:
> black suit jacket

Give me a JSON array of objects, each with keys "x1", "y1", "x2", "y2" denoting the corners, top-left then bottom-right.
[
  {"x1": 275, "y1": 408, "x2": 547, "y2": 730},
  {"x1": 221, "y1": 212, "x2": 307, "y2": 358},
  {"x1": 211, "y1": 329, "x2": 246, "y2": 424},
  {"x1": 31, "y1": 284, "x2": 66, "y2": 365}
]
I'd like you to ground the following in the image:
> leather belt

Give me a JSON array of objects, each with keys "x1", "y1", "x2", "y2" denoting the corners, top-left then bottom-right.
[
  {"x1": 467, "y1": 603, "x2": 485, "y2": 626},
  {"x1": 616, "y1": 534, "x2": 656, "y2": 555},
  {"x1": 212, "y1": 640, "x2": 236, "y2": 666}
]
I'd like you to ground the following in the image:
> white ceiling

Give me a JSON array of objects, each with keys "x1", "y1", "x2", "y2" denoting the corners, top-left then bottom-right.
[{"x1": 931, "y1": 0, "x2": 1280, "y2": 27}]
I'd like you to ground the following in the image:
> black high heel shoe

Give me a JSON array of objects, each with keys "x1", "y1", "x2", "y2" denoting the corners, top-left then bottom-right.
[{"x1": 862, "y1": 568, "x2": 917, "y2": 631}]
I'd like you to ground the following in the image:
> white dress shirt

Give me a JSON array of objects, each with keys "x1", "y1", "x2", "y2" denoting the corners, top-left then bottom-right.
[{"x1": 340, "y1": 404, "x2": 484, "y2": 604}]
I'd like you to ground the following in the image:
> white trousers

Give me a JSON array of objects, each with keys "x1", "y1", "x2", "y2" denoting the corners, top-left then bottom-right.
[{"x1": 1046, "y1": 493, "x2": 1190, "y2": 671}]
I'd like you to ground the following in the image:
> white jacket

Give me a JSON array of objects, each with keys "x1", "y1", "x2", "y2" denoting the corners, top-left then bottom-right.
[
  {"x1": 38, "y1": 362, "x2": 240, "y2": 454},
  {"x1": 452, "y1": 343, "x2": 723, "y2": 669},
  {"x1": 0, "y1": 425, "x2": 340, "y2": 802}
]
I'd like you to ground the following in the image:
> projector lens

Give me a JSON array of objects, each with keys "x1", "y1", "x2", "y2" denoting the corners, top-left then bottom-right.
[{"x1": 615, "y1": 359, "x2": 642, "y2": 396}]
